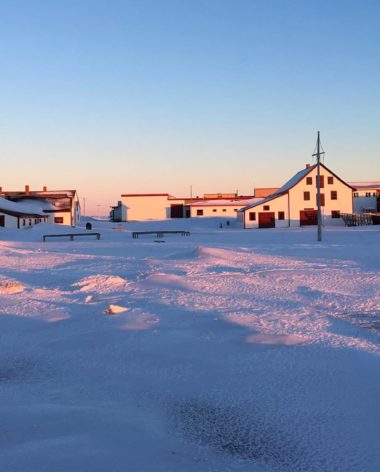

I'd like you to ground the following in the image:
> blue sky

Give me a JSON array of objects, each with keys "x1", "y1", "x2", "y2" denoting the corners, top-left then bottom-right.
[{"x1": 0, "y1": 0, "x2": 379, "y2": 213}]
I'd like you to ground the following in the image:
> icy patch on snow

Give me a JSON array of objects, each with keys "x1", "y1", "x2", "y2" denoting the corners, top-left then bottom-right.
[
  {"x1": 171, "y1": 398, "x2": 299, "y2": 467},
  {"x1": 119, "y1": 312, "x2": 159, "y2": 331},
  {"x1": 245, "y1": 333, "x2": 310, "y2": 345},
  {"x1": 73, "y1": 274, "x2": 132, "y2": 294},
  {"x1": 0, "y1": 277, "x2": 25, "y2": 294},
  {"x1": 103, "y1": 304, "x2": 129, "y2": 315}
]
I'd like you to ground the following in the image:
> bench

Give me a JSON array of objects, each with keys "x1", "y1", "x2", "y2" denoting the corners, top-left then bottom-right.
[
  {"x1": 43, "y1": 233, "x2": 101, "y2": 242},
  {"x1": 132, "y1": 230, "x2": 190, "y2": 239}
]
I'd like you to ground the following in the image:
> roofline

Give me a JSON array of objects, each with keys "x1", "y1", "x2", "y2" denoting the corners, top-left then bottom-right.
[
  {"x1": 191, "y1": 199, "x2": 257, "y2": 207},
  {"x1": 239, "y1": 192, "x2": 287, "y2": 211},
  {"x1": 320, "y1": 163, "x2": 356, "y2": 190},
  {"x1": 121, "y1": 193, "x2": 171, "y2": 197},
  {"x1": 0, "y1": 208, "x2": 47, "y2": 218}
]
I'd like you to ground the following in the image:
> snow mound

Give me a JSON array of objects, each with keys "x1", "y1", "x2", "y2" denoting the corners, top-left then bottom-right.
[
  {"x1": 73, "y1": 275, "x2": 132, "y2": 294},
  {"x1": 0, "y1": 277, "x2": 25, "y2": 294},
  {"x1": 103, "y1": 304, "x2": 129, "y2": 315},
  {"x1": 145, "y1": 273, "x2": 191, "y2": 290}
]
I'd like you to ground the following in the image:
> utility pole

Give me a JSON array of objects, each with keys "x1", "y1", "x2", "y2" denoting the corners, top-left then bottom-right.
[{"x1": 312, "y1": 131, "x2": 325, "y2": 242}]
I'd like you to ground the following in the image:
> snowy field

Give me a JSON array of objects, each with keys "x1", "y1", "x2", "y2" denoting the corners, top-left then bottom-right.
[{"x1": 0, "y1": 219, "x2": 379, "y2": 471}]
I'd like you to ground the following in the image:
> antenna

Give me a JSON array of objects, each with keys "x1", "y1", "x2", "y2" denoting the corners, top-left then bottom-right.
[{"x1": 312, "y1": 131, "x2": 325, "y2": 242}]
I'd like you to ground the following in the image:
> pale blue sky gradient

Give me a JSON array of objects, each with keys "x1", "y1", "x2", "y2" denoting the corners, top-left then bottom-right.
[{"x1": 1, "y1": 0, "x2": 379, "y2": 213}]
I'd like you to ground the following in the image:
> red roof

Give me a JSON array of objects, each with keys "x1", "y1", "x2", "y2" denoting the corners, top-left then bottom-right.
[{"x1": 121, "y1": 193, "x2": 171, "y2": 197}]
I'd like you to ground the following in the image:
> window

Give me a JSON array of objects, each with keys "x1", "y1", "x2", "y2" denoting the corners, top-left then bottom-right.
[
  {"x1": 222, "y1": 209, "x2": 227, "y2": 212},
  {"x1": 249, "y1": 212, "x2": 256, "y2": 221},
  {"x1": 316, "y1": 193, "x2": 325, "y2": 206},
  {"x1": 278, "y1": 211, "x2": 285, "y2": 220},
  {"x1": 331, "y1": 191, "x2": 337, "y2": 200},
  {"x1": 353, "y1": 192, "x2": 359, "y2": 198},
  {"x1": 306, "y1": 177, "x2": 312, "y2": 185},
  {"x1": 331, "y1": 211, "x2": 340, "y2": 219},
  {"x1": 263, "y1": 205, "x2": 270, "y2": 210},
  {"x1": 234, "y1": 209, "x2": 238, "y2": 212},
  {"x1": 328, "y1": 176, "x2": 334, "y2": 184},
  {"x1": 365, "y1": 192, "x2": 371, "y2": 197},
  {"x1": 212, "y1": 209, "x2": 217, "y2": 213},
  {"x1": 316, "y1": 175, "x2": 324, "y2": 188},
  {"x1": 54, "y1": 217, "x2": 64, "y2": 224},
  {"x1": 304, "y1": 191, "x2": 310, "y2": 201},
  {"x1": 29, "y1": 219, "x2": 32, "y2": 226},
  {"x1": 196, "y1": 209, "x2": 203, "y2": 216},
  {"x1": 22, "y1": 219, "x2": 26, "y2": 226}
]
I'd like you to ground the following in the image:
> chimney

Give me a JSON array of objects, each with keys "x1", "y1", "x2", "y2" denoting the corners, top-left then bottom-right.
[
  {"x1": 25, "y1": 185, "x2": 30, "y2": 194},
  {"x1": 306, "y1": 163, "x2": 310, "y2": 168},
  {"x1": 43, "y1": 186, "x2": 47, "y2": 192}
]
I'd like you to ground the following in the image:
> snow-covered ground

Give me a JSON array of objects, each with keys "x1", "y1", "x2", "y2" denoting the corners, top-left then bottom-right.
[{"x1": 0, "y1": 219, "x2": 379, "y2": 471}]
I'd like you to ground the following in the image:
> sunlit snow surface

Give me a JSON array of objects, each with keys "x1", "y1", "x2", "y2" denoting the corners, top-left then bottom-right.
[{"x1": 0, "y1": 220, "x2": 379, "y2": 471}]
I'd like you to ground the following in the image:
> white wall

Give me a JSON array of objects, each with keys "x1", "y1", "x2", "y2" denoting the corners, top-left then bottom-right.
[
  {"x1": 46, "y1": 212, "x2": 72, "y2": 226},
  {"x1": 288, "y1": 166, "x2": 353, "y2": 226},
  {"x1": 244, "y1": 193, "x2": 289, "y2": 229},
  {"x1": 0, "y1": 213, "x2": 18, "y2": 228},
  {"x1": 190, "y1": 205, "x2": 241, "y2": 218},
  {"x1": 353, "y1": 196, "x2": 377, "y2": 213},
  {"x1": 121, "y1": 195, "x2": 171, "y2": 221}
]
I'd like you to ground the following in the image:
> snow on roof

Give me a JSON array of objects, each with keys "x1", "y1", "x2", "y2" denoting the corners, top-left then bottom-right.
[
  {"x1": 276, "y1": 164, "x2": 317, "y2": 194},
  {"x1": 240, "y1": 165, "x2": 317, "y2": 212},
  {"x1": 3, "y1": 190, "x2": 76, "y2": 198},
  {"x1": 348, "y1": 182, "x2": 380, "y2": 189},
  {"x1": 0, "y1": 197, "x2": 46, "y2": 217},
  {"x1": 239, "y1": 193, "x2": 288, "y2": 211},
  {"x1": 191, "y1": 198, "x2": 261, "y2": 207}
]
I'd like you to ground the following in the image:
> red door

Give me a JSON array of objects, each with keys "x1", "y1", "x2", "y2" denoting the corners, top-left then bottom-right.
[
  {"x1": 300, "y1": 210, "x2": 317, "y2": 226},
  {"x1": 258, "y1": 212, "x2": 275, "y2": 228}
]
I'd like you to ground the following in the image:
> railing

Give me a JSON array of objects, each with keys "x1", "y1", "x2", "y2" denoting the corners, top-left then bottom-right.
[{"x1": 340, "y1": 213, "x2": 374, "y2": 226}]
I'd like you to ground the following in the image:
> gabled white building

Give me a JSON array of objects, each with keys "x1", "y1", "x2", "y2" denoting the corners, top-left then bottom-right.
[
  {"x1": 1, "y1": 186, "x2": 80, "y2": 226},
  {"x1": 238, "y1": 163, "x2": 354, "y2": 229}
]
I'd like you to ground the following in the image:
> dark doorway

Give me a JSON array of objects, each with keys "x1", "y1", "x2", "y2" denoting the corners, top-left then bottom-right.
[
  {"x1": 300, "y1": 210, "x2": 317, "y2": 226},
  {"x1": 170, "y1": 204, "x2": 184, "y2": 218},
  {"x1": 0, "y1": 215, "x2": 4, "y2": 227},
  {"x1": 258, "y1": 212, "x2": 275, "y2": 228}
]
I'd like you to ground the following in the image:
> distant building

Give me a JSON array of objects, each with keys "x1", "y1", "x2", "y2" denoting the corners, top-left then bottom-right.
[
  {"x1": 238, "y1": 163, "x2": 354, "y2": 229},
  {"x1": 0, "y1": 185, "x2": 80, "y2": 226},
  {"x1": 349, "y1": 182, "x2": 380, "y2": 213},
  {"x1": 254, "y1": 188, "x2": 279, "y2": 198},
  {"x1": 190, "y1": 196, "x2": 260, "y2": 218},
  {"x1": 111, "y1": 192, "x2": 255, "y2": 221}
]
